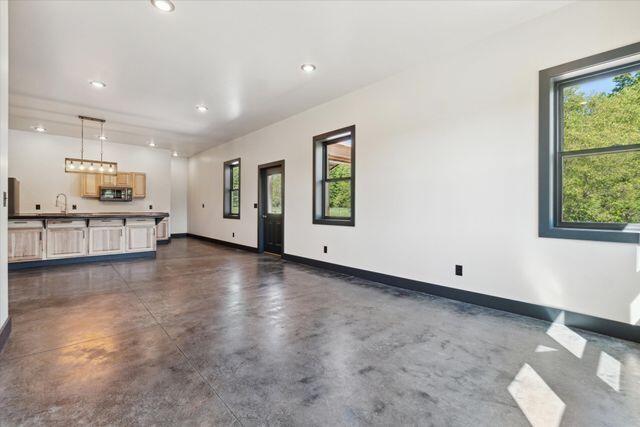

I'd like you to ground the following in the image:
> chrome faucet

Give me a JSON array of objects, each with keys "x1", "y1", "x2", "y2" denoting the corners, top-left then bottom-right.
[{"x1": 55, "y1": 193, "x2": 67, "y2": 214}]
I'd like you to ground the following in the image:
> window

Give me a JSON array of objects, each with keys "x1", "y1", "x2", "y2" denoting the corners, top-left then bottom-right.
[
  {"x1": 540, "y1": 42, "x2": 640, "y2": 243},
  {"x1": 267, "y1": 173, "x2": 282, "y2": 214},
  {"x1": 313, "y1": 125, "x2": 355, "y2": 226},
  {"x1": 223, "y1": 158, "x2": 240, "y2": 219}
]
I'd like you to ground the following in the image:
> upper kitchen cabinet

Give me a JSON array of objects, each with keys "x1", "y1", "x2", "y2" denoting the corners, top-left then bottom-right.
[
  {"x1": 81, "y1": 172, "x2": 147, "y2": 199},
  {"x1": 132, "y1": 173, "x2": 146, "y2": 198},
  {"x1": 116, "y1": 172, "x2": 132, "y2": 187},
  {"x1": 102, "y1": 174, "x2": 117, "y2": 186},
  {"x1": 81, "y1": 173, "x2": 101, "y2": 198}
]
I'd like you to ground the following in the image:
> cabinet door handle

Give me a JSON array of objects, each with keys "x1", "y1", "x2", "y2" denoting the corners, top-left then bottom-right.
[
  {"x1": 39, "y1": 231, "x2": 42, "y2": 241},
  {"x1": 82, "y1": 230, "x2": 85, "y2": 239}
]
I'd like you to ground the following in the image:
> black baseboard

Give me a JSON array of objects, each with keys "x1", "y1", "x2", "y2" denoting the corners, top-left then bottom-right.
[
  {"x1": 157, "y1": 238, "x2": 171, "y2": 245},
  {"x1": 171, "y1": 233, "x2": 187, "y2": 238},
  {"x1": 187, "y1": 233, "x2": 258, "y2": 253},
  {"x1": 9, "y1": 251, "x2": 156, "y2": 271},
  {"x1": 0, "y1": 318, "x2": 11, "y2": 354},
  {"x1": 282, "y1": 253, "x2": 640, "y2": 343}
]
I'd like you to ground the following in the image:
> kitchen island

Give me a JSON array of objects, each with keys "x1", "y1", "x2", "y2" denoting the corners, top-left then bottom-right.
[{"x1": 8, "y1": 212, "x2": 169, "y2": 270}]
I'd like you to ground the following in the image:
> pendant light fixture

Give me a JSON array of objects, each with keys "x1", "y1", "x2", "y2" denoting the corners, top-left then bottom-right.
[{"x1": 65, "y1": 115, "x2": 118, "y2": 175}]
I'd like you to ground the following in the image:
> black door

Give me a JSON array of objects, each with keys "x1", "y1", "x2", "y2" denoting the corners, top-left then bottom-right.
[{"x1": 259, "y1": 163, "x2": 284, "y2": 254}]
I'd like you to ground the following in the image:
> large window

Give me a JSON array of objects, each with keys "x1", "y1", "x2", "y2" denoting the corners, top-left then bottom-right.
[
  {"x1": 313, "y1": 125, "x2": 355, "y2": 226},
  {"x1": 540, "y1": 42, "x2": 640, "y2": 243},
  {"x1": 223, "y1": 158, "x2": 240, "y2": 219}
]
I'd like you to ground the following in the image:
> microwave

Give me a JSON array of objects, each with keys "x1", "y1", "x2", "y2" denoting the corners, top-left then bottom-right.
[{"x1": 99, "y1": 187, "x2": 133, "y2": 202}]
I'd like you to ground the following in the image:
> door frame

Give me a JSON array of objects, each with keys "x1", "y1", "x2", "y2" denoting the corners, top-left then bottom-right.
[{"x1": 257, "y1": 160, "x2": 285, "y2": 254}]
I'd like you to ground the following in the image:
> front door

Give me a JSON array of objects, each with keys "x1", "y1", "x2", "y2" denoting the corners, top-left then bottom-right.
[{"x1": 259, "y1": 163, "x2": 284, "y2": 254}]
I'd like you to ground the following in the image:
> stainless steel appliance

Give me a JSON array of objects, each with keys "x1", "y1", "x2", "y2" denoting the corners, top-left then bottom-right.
[
  {"x1": 99, "y1": 187, "x2": 133, "y2": 202},
  {"x1": 8, "y1": 177, "x2": 19, "y2": 214}
]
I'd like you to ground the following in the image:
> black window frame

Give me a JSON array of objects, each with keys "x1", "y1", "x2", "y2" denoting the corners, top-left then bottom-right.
[
  {"x1": 313, "y1": 125, "x2": 355, "y2": 226},
  {"x1": 539, "y1": 42, "x2": 640, "y2": 244},
  {"x1": 223, "y1": 158, "x2": 241, "y2": 219}
]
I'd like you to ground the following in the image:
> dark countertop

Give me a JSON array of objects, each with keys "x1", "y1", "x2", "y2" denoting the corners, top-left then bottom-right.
[{"x1": 9, "y1": 212, "x2": 169, "y2": 220}]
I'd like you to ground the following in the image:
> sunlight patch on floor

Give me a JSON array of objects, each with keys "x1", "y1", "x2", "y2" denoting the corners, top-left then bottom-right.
[
  {"x1": 630, "y1": 293, "x2": 640, "y2": 325},
  {"x1": 546, "y1": 312, "x2": 586, "y2": 358},
  {"x1": 508, "y1": 363, "x2": 565, "y2": 427},
  {"x1": 597, "y1": 351, "x2": 621, "y2": 392},
  {"x1": 535, "y1": 345, "x2": 558, "y2": 353}
]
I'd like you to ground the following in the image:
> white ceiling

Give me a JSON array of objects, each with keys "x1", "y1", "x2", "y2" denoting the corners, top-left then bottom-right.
[{"x1": 9, "y1": 0, "x2": 569, "y2": 156}]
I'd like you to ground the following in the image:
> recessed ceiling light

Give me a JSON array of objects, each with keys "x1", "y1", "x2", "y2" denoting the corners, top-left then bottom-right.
[
  {"x1": 172, "y1": 151, "x2": 179, "y2": 157},
  {"x1": 89, "y1": 80, "x2": 106, "y2": 89},
  {"x1": 301, "y1": 63, "x2": 316, "y2": 73},
  {"x1": 150, "y1": 0, "x2": 175, "y2": 12},
  {"x1": 195, "y1": 105, "x2": 208, "y2": 113},
  {"x1": 148, "y1": 141, "x2": 156, "y2": 147},
  {"x1": 31, "y1": 125, "x2": 46, "y2": 133}
]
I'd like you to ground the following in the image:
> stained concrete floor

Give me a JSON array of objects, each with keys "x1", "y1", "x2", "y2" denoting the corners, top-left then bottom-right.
[{"x1": 1, "y1": 238, "x2": 639, "y2": 426}]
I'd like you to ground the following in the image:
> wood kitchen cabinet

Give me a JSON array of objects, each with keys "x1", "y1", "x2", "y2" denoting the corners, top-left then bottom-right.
[
  {"x1": 88, "y1": 219, "x2": 125, "y2": 255},
  {"x1": 101, "y1": 174, "x2": 117, "y2": 186},
  {"x1": 81, "y1": 173, "x2": 101, "y2": 197},
  {"x1": 132, "y1": 173, "x2": 146, "y2": 198},
  {"x1": 125, "y1": 218, "x2": 156, "y2": 252},
  {"x1": 116, "y1": 172, "x2": 132, "y2": 187},
  {"x1": 46, "y1": 220, "x2": 87, "y2": 258},
  {"x1": 8, "y1": 226, "x2": 44, "y2": 262},
  {"x1": 156, "y1": 217, "x2": 169, "y2": 241},
  {"x1": 81, "y1": 172, "x2": 146, "y2": 198}
]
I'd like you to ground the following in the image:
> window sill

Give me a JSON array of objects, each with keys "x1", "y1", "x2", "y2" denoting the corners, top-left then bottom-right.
[
  {"x1": 223, "y1": 215, "x2": 241, "y2": 220},
  {"x1": 313, "y1": 218, "x2": 354, "y2": 227},
  {"x1": 539, "y1": 225, "x2": 639, "y2": 244}
]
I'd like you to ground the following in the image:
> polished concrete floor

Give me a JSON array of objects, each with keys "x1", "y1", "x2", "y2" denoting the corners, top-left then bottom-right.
[{"x1": 1, "y1": 237, "x2": 639, "y2": 425}]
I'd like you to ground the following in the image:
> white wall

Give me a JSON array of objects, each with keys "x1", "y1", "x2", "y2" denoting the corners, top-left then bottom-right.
[
  {"x1": 0, "y1": 0, "x2": 9, "y2": 330},
  {"x1": 8, "y1": 130, "x2": 172, "y2": 214},
  {"x1": 170, "y1": 157, "x2": 188, "y2": 234},
  {"x1": 188, "y1": 1, "x2": 640, "y2": 325}
]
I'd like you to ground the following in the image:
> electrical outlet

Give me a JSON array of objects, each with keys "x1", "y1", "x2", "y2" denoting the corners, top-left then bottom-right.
[
  {"x1": 149, "y1": 204, "x2": 153, "y2": 210},
  {"x1": 35, "y1": 204, "x2": 41, "y2": 210},
  {"x1": 254, "y1": 203, "x2": 258, "y2": 208},
  {"x1": 232, "y1": 232, "x2": 235, "y2": 238},
  {"x1": 323, "y1": 246, "x2": 328, "y2": 254},
  {"x1": 455, "y1": 265, "x2": 463, "y2": 276},
  {"x1": 72, "y1": 204, "x2": 77, "y2": 210}
]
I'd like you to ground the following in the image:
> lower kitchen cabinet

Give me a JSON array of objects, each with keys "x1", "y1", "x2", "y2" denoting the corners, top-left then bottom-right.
[
  {"x1": 8, "y1": 227, "x2": 44, "y2": 262},
  {"x1": 88, "y1": 226, "x2": 125, "y2": 255},
  {"x1": 46, "y1": 220, "x2": 87, "y2": 258},
  {"x1": 125, "y1": 218, "x2": 156, "y2": 252},
  {"x1": 156, "y1": 217, "x2": 169, "y2": 241}
]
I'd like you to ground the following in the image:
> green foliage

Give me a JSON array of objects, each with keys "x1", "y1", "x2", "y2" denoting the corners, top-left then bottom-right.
[
  {"x1": 327, "y1": 163, "x2": 351, "y2": 217},
  {"x1": 562, "y1": 73, "x2": 640, "y2": 223},
  {"x1": 269, "y1": 174, "x2": 282, "y2": 214}
]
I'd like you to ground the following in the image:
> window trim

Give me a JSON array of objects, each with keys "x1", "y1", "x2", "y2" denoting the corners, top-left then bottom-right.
[
  {"x1": 313, "y1": 125, "x2": 355, "y2": 226},
  {"x1": 223, "y1": 158, "x2": 241, "y2": 219},
  {"x1": 539, "y1": 41, "x2": 640, "y2": 244}
]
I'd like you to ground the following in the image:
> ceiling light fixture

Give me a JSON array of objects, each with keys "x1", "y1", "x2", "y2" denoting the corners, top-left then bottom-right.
[
  {"x1": 65, "y1": 116, "x2": 118, "y2": 175},
  {"x1": 172, "y1": 151, "x2": 179, "y2": 157},
  {"x1": 31, "y1": 125, "x2": 46, "y2": 133},
  {"x1": 150, "y1": 0, "x2": 175, "y2": 12},
  {"x1": 195, "y1": 105, "x2": 208, "y2": 113},
  {"x1": 301, "y1": 63, "x2": 316, "y2": 73},
  {"x1": 89, "y1": 80, "x2": 106, "y2": 89},
  {"x1": 148, "y1": 141, "x2": 156, "y2": 147}
]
